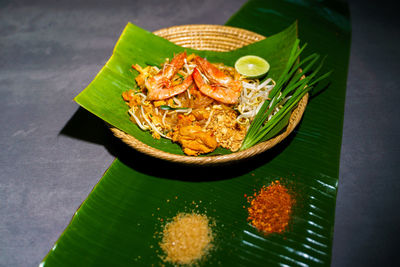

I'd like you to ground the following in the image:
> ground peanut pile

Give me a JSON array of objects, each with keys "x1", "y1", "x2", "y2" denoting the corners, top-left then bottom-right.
[{"x1": 160, "y1": 212, "x2": 214, "y2": 265}]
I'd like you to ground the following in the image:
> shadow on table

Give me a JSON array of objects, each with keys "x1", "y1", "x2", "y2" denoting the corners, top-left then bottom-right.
[{"x1": 60, "y1": 107, "x2": 296, "y2": 182}]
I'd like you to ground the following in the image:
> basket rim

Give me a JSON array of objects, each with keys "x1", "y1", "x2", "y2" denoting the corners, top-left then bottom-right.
[
  {"x1": 152, "y1": 24, "x2": 266, "y2": 38},
  {"x1": 109, "y1": 24, "x2": 308, "y2": 165}
]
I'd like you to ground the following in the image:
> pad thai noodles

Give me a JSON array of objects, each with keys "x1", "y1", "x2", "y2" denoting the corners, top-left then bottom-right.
[{"x1": 122, "y1": 52, "x2": 277, "y2": 156}]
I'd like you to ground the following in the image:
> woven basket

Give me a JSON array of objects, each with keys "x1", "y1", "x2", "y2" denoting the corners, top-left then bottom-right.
[{"x1": 110, "y1": 24, "x2": 308, "y2": 165}]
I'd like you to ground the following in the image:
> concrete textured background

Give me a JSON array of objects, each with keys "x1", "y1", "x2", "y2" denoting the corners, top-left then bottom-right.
[{"x1": 0, "y1": 0, "x2": 399, "y2": 266}]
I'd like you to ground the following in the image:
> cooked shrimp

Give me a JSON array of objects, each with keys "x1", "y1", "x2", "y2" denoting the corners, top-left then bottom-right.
[
  {"x1": 193, "y1": 56, "x2": 242, "y2": 104},
  {"x1": 145, "y1": 52, "x2": 193, "y2": 100}
]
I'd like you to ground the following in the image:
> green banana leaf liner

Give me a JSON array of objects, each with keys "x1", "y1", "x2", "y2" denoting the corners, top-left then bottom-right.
[{"x1": 74, "y1": 22, "x2": 298, "y2": 159}]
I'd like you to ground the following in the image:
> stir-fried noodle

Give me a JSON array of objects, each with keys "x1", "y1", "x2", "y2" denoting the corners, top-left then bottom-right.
[{"x1": 122, "y1": 52, "x2": 278, "y2": 156}]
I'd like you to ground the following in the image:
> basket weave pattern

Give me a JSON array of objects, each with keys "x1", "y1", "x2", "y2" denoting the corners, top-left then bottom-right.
[
  {"x1": 153, "y1": 24, "x2": 265, "y2": 51},
  {"x1": 110, "y1": 25, "x2": 308, "y2": 165}
]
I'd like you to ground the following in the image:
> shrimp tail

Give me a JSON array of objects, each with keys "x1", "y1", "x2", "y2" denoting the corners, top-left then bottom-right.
[{"x1": 164, "y1": 52, "x2": 187, "y2": 79}]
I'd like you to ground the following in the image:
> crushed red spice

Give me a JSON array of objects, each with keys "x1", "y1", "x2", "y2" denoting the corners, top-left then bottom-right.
[{"x1": 246, "y1": 180, "x2": 294, "y2": 234}]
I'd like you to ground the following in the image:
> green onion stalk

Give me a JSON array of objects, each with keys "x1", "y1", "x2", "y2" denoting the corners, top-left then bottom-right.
[{"x1": 240, "y1": 39, "x2": 331, "y2": 151}]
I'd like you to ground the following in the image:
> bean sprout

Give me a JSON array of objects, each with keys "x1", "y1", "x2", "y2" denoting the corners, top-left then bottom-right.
[
  {"x1": 183, "y1": 58, "x2": 196, "y2": 75},
  {"x1": 173, "y1": 97, "x2": 182, "y2": 107},
  {"x1": 204, "y1": 109, "x2": 215, "y2": 129},
  {"x1": 162, "y1": 110, "x2": 169, "y2": 126},
  {"x1": 128, "y1": 107, "x2": 148, "y2": 130},
  {"x1": 140, "y1": 106, "x2": 170, "y2": 139},
  {"x1": 237, "y1": 78, "x2": 276, "y2": 125}
]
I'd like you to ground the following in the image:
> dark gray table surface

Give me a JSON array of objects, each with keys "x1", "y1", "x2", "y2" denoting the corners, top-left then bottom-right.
[{"x1": 1, "y1": 0, "x2": 399, "y2": 266}]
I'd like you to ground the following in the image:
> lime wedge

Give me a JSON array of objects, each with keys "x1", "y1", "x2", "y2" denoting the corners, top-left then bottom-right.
[{"x1": 234, "y1": 55, "x2": 270, "y2": 78}]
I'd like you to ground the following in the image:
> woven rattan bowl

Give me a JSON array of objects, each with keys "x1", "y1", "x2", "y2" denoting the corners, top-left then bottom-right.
[{"x1": 109, "y1": 24, "x2": 308, "y2": 165}]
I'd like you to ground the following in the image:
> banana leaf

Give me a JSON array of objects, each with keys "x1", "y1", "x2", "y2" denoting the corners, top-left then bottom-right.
[
  {"x1": 74, "y1": 21, "x2": 298, "y2": 155},
  {"x1": 42, "y1": 0, "x2": 350, "y2": 266}
]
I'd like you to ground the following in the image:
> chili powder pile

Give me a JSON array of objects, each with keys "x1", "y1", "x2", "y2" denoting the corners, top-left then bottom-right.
[{"x1": 246, "y1": 180, "x2": 295, "y2": 234}]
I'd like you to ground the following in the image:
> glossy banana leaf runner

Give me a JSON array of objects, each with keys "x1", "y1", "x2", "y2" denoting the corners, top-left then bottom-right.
[{"x1": 42, "y1": 0, "x2": 350, "y2": 266}]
